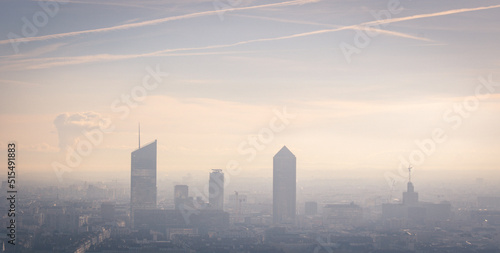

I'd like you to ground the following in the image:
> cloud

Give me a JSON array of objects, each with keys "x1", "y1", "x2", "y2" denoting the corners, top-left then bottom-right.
[
  {"x1": 5, "y1": 43, "x2": 67, "y2": 59},
  {"x1": 0, "y1": 0, "x2": 320, "y2": 45},
  {"x1": 26, "y1": 143, "x2": 59, "y2": 153},
  {"x1": 53, "y1": 111, "x2": 105, "y2": 151},
  {"x1": 1, "y1": 50, "x2": 261, "y2": 71},
  {"x1": 0, "y1": 79, "x2": 40, "y2": 87}
]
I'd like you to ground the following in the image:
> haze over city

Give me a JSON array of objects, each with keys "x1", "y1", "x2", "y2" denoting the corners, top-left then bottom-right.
[
  {"x1": 0, "y1": 0, "x2": 500, "y2": 252},
  {"x1": 1, "y1": 0, "x2": 500, "y2": 183}
]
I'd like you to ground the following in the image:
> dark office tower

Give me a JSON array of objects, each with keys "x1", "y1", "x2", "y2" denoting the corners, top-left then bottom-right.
[
  {"x1": 273, "y1": 146, "x2": 296, "y2": 224},
  {"x1": 174, "y1": 185, "x2": 189, "y2": 210},
  {"x1": 131, "y1": 139, "x2": 157, "y2": 224},
  {"x1": 209, "y1": 169, "x2": 224, "y2": 210}
]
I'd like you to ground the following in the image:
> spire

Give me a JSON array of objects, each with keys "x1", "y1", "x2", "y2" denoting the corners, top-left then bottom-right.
[
  {"x1": 138, "y1": 123, "x2": 141, "y2": 149},
  {"x1": 408, "y1": 165, "x2": 413, "y2": 183},
  {"x1": 407, "y1": 165, "x2": 414, "y2": 193}
]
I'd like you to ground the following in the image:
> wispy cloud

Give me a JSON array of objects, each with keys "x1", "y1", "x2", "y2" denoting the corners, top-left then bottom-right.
[
  {"x1": 32, "y1": 0, "x2": 163, "y2": 10},
  {"x1": 1, "y1": 42, "x2": 67, "y2": 59},
  {"x1": 5, "y1": 4, "x2": 499, "y2": 70},
  {"x1": 0, "y1": 0, "x2": 320, "y2": 45},
  {"x1": 0, "y1": 79, "x2": 40, "y2": 87},
  {"x1": 1, "y1": 50, "x2": 262, "y2": 71},
  {"x1": 25, "y1": 143, "x2": 59, "y2": 153}
]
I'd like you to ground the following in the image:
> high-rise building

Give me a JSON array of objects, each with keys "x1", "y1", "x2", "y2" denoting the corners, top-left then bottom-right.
[
  {"x1": 131, "y1": 139, "x2": 157, "y2": 224},
  {"x1": 273, "y1": 146, "x2": 296, "y2": 224},
  {"x1": 174, "y1": 185, "x2": 189, "y2": 210},
  {"x1": 209, "y1": 169, "x2": 224, "y2": 210}
]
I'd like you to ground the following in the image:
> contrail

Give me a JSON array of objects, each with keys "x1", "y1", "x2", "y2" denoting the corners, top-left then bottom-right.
[
  {"x1": 5, "y1": 4, "x2": 499, "y2": 70},
  {"x1": 363, "y1": 4, "x2": 500, "y2": 27},
  {"x1": 11, "y1": 26, "x2": 424, "y2": 70},
  {"x1": 33, "y1": 0, "x2": 162, "y2": 10},
  {"x1": 2, "y1": 50, "x2": 261, "y2": 70},
  {"x1": 232, "y1": 13, "x2": 434, "y2": 42},
  {"x1": 0, "y1": 0, "x2": 320, "y2": 45}
]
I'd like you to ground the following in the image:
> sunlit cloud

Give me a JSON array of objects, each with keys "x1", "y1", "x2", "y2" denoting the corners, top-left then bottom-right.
[
  {"x1": 26, "y1": 143, "x2": 59, "y2": 153},
  {"x1": 53, "y1": 111, "x2": 105, "y2": 151}
]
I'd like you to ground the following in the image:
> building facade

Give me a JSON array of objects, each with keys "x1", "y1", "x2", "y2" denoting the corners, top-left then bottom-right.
[
  {"x1": 273, "y1": 146, "x2": 296, "y2": 224},
  {"x1": 131, "y1": 140, "x2": 157, "y2": 224},
  {"x1": 209, "y1": 169, "x2": 224, "y2": 210}
]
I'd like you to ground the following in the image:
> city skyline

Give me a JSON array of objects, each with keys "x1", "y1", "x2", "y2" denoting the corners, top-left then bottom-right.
[
  {"x1": 1, "y1": 0, "x2": 500, "y2": 183},
  {"x1": 1, "y1": 1, "x2": 500, "y2": 251}
]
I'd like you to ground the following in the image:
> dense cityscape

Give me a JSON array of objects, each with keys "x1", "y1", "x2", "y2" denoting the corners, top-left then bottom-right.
[
  {"x1": 1, "y1": 137, "x2": 499, "y2": 252},
  {"x1": 1, "y1": 0, "x2": 500, "y2": 252}
]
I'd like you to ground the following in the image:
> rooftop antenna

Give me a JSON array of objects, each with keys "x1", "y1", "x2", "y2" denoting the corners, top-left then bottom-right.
[
  {"x1": 408, "y1": 165, "x2": 413, "y2": 183},
  {"x1": 138, "y1": 123, "x2": 141, "y2": 149}
]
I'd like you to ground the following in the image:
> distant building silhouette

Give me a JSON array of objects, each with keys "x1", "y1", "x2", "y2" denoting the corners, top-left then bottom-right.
[
  {"x1": 101, "y1": 202, "x2": 116, "y2": 222},
  {"x1": 403, "y1": 166, "x2": 418, "y2": 206},
  {"x1": 209, "y1": 169, "x2": 224, "y2": 210},
  {"x1": 130, "y1": 139, "x2": 157, "y2": 226},
  {"x1": 478, "y1": 196, "x2": 500, "y2": 210},
  {"x1": 228, "y1": 192, "x2": 247, "y2": 223},
  {"x1": 323, "y1": 203, "x2": 363, "y2": 228},
  {"x1": 133, "y1": 209, "x2": 229, "y2": 236},
  {"x1": 273, "y1": 146, "x2": 296, "y2": 224},
  {"x1": 403, "y1": 181, "x2": 419, "y2": 206},
  {"x1": 305, "y1": 201, "x2": 318, "y2": 216},
  {"x1": 382, "y1": 167, "x2": 451, "y2": 227},
  {"x1": 174, "y1": 185, "x2": 189, "y2": 210}
]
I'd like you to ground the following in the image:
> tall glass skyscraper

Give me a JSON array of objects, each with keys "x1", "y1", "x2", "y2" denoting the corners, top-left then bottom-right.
[
  {"x1": 273, "y1": 146, "x2": 296, "y2": 224},
  {"x1": 131, "y1": 140, "x2": 157, "y2": 224}
]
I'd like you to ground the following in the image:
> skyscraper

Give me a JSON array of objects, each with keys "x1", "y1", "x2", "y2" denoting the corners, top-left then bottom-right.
[
  {"x1": 131, "y1": 139, "x2": 157, "y2": 224},
  {"x1": 209, "y1": 169, "x2": 224, "y2": 210},
  {"x1": 273, "y1": 146, "x2": 296, "y2": 224},
  {"x1": 174, "y1": 185, "x2": 189, "y2": 210}
]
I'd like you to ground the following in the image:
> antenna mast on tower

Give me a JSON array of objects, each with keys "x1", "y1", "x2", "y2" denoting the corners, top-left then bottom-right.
[
  {"x1": 138, "y1": 123, "x2": 141, "y2": 149},
  {"x1": 408, "y1": 165, "x2": 413, "y2": 182}
]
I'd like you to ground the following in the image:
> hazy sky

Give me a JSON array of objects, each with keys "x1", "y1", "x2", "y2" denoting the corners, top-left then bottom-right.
[{"x1": 1, "y1": 0, "x2": 499, "y2": 183}]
